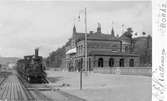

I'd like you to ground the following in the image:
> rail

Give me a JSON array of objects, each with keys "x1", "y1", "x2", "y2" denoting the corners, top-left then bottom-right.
[
  {"x1": 0, "y1": 78, "x2": 6, "y2": 87},
  {"x1": 17, "y1": 74, "x2": 35, "y2": 101},
  {"x1": 17, "y1": 74, "x2": 52, "y2": 101},
  {"x1": 0, "y1": 74, "x2": 36, "y2": 101},
  {"x1": 0, "y1": 72, "x2": 10, "y2": 88}
]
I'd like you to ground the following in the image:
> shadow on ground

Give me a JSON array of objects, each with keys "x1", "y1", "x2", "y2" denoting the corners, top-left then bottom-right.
[{"x1": 47, "y1": 76, "x2": 64, "y2": 83}]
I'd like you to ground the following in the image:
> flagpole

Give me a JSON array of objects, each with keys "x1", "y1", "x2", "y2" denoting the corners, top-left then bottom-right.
[
  {"x1": 84, "y1": 8, "x2": 87, "y2": 72},
  {"x1": 80, "y1": 8, "x2": 87, "y2": 90}
]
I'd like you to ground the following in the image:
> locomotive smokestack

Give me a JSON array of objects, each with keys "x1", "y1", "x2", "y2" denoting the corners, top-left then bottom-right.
[{"x1": 35, "y1": 48, "x2": 39, "y2": 57}]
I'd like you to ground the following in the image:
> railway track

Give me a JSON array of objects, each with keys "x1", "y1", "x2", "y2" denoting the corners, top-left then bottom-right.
[
  {"x1": 0, "y1": 74, "x2": 35, "y2": 101},
  {"x1": 18, "y1": 75, "x2": 53, "y2": 101},
  {"x1": 0, "y1": 71, "x2": 10, "y2": 90},
  {"x1": 0, "y1": 78, "x2": 6, "y2": 87},
  {"x1": 1, "y1": 71, "x2": 85, "y2": 101}
]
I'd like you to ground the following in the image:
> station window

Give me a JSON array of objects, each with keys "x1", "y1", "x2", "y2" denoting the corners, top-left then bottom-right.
[
  {"x1": 109, "y1": 58, "x2": 114, "y2": 67},
  {"x1": 119, "y1": 58, "x2": 124, "y2": 67},
  {"x1": 129, "y1": 59, "x2": 134, "y2": 67},
  {"x1": 98, "y1": 58, "x2": 103, "y2": 67}
]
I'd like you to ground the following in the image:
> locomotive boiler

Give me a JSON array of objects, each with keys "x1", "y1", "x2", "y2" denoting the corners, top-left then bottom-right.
[{"x1": 17, "y1": 48, "x2": 48, "y2": 83}]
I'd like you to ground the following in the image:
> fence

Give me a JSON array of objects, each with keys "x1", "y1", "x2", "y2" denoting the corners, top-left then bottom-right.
[{"x1": 93, "y1": 67, "x2": 152, "y2": 76}]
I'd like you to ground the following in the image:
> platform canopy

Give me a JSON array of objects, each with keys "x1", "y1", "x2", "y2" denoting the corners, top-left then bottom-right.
[{"x1": 66, "y1": 48, "x2": 77, "y2": 55}]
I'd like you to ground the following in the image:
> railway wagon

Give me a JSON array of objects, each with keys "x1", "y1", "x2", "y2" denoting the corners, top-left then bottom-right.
[{"x1": 17, "y1": 49, "x2": 48, "y2": 83}]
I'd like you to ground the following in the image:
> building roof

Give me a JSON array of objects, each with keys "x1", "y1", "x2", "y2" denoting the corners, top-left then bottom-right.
[{"x1": 74, "y1": 32, "x2": 119, "y2": 42}]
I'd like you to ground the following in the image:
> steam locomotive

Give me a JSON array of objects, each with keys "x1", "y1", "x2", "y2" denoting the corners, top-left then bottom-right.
[{"x1": 16, "y1": 49, "x2": 48, "y2": 83}]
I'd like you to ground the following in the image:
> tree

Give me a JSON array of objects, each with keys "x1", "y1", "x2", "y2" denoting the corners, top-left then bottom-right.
[
  {"x1": 142, "y1": 32, "x2": 146, "y2": 36},
  {"x1": 124, "y1": 27, "x2": 133, "y2": 52},
  {"x1": 124, "y1": 27, "x2": 133, "y2": 38},
  {"x1": 133, "y1": 35, "x2": 152, "y2": 67},
  {"x1": 134, "y1": 32, "x2": 138, "y2": 36},
  {"x1": 46, "y1": 46, "x2": 66, "y2": 68}
]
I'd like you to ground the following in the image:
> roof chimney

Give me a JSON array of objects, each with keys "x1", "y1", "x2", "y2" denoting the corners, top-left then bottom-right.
[
  {"x1": 35, "y1": 48, "x2": 39, "y2": 57},
  {"x1": 97, "y1": 22, "x2": 101, "y2": 33},
  {"x1": 89, "y1": 31, "x2": 94, "y2": 34}
]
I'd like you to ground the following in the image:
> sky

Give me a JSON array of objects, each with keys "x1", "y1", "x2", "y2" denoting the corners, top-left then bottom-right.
[{"x1": 0, "y1": 0, "x2": 152, "y2": 58}]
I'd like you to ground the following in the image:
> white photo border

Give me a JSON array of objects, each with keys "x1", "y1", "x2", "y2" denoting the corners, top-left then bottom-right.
[{"x1": 152, "y1": 0, "x2": 167, "y2": 101}]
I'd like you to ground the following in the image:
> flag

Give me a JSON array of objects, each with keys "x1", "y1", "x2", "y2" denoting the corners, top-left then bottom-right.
[
  {"x1": 78, "y1": 9, "x2": 85, "y2": 22},
  {"x1": 121, "y1": 24, "x2": 125, "y2": 33},
  {"x1": 78, "y1": 15, "x2": 80, "y2": 22},
  {"x1": 97, "y1": 22, "x2": 101, "y2": 28},
  {"x1": 112, "y1": 21, "x2": 114, "y2": 26}
]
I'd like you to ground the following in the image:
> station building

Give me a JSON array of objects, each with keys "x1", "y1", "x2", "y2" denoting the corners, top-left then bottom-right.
[{"x1": 65, "y1": 24, "x2": 140, "y2": 71}]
